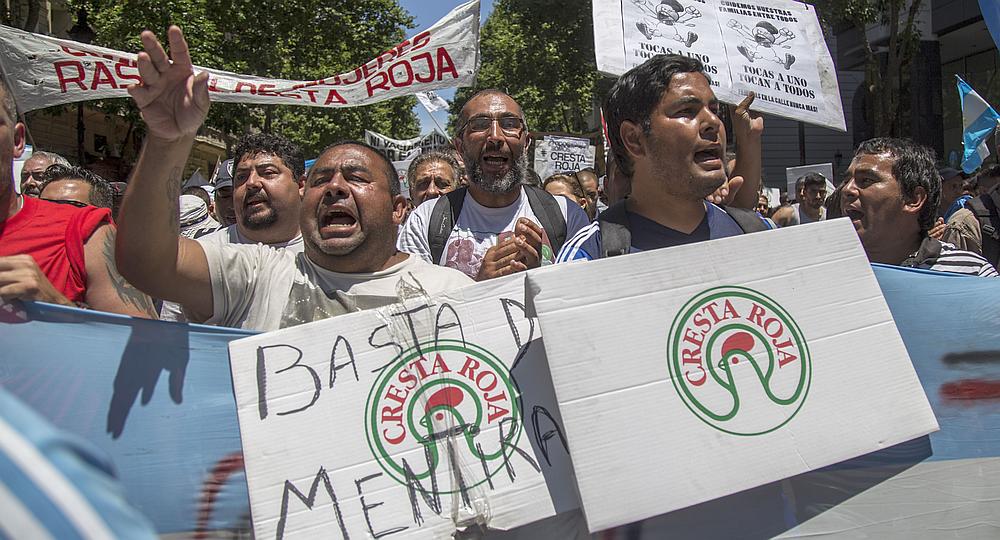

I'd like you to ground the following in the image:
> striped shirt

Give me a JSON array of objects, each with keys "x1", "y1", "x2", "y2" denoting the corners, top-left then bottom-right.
[
  {"x1": 902, "y1": 237, "x2": 999, "y2": 277},
  {"x1": 0, "y1": 387, "x2": 157, "y2": 540}
]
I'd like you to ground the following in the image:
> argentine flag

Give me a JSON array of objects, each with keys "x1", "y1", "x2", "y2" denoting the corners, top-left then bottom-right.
[{"x1": 958, "y1": 75, "x2": 1000, "y2": 173}]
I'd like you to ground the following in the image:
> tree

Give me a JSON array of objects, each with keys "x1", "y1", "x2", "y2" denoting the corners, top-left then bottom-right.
[
  {"x1": 66, "y1": 0, "x2": 420, "y2": 155},
  {"x1": 2, "y1": 0, "x2": 42, "y2": 31},
  {"x1": 451, "y1": 0, "x2": 603, "y2": 134},
  {"x1": 812, "y1": 0, "x2": 924, "y2": 138}
]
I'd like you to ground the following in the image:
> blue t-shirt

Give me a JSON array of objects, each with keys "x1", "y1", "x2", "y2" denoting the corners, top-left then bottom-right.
[{"x1": 556, "y1": 202, "x2": 748, "y2": 262}]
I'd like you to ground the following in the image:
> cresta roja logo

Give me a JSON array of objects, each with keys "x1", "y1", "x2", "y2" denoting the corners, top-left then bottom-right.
[
  {"x1": 365, "y1": 340, "x2": 521, "y2": 490},
  {"x1": 667, "y1": 286, "x2": 811, "y2": 435}
]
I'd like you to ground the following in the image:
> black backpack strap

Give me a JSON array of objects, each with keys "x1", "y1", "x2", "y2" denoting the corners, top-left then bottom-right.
[
  {"x1": 968, "y1": 190, "x2": 1000, "y2": 267},
  {"x1": 523, "y1": 185, "x2": 567, "y2": 255},
  {"x1": 596, "y1": 200, "x2": 631, "y2": 257},
  {"x1": 427, "y1": 187, "x2": 468, "y2": 265},
  {"x1": 720, "y1": 205, "x2": 770, "y2": 233}
]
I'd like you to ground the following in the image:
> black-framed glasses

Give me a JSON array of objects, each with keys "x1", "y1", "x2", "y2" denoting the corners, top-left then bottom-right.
[
  {"x1": 461, "y1": 115, "x2": 525, "y2": 136},
  {"x1": 40, "y1": 197, "x2": 89, "y2": 208}
]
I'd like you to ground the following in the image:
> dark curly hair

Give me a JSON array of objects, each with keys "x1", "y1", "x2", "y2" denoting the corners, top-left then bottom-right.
[
  {"x1": 232, "y1": 132, "x2": 306, "y2": 181},
  {"x1": 38, "y1": 164, "x2": 114, "y2": 209},
  {"x1": 854, "y1": 137, "x2": 940, "y2": 235}
]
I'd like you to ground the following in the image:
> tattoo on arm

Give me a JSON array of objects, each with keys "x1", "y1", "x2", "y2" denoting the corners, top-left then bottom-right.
[
  {"x1": 102, "y1": 229, "x2": 158, "y2": 316},
  {"x1": 165, "y1": 167, "x2": 183, "y2": 235}
]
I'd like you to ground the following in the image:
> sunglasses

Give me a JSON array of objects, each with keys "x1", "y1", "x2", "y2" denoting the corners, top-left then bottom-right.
[
  {"x1": 40, "y1": 197, "x2": 89, "y2": 208},
  {"x1": 461, "y1": 116, "x2": 525, "y2": 136}
]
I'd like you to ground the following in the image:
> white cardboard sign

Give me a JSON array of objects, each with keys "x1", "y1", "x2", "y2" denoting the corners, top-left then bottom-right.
[
  {"x1": 593, "y1": 0, "x2": 846, "y2": 131},
  {"x1": 533, "y1": 136, "x2": 596, "y2": 180},
  {"x1": 525, "y1": 219, "x2": 938, "y2": 532},
  {"x1": 229, "y1": 275, "x2": 580, "y2": 539}
]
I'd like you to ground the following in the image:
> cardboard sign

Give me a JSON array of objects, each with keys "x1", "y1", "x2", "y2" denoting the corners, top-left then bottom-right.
[
  {"x1": 525, "y1": 219, "x2": 938, "y2": 532},
  {"x1": 533, "y1": 136, "x2": 596, "y2": 180},
  {"x1": 228, "y1": 275, "x2": 580, "y2": 539},
  {"x1": 0, "y1": 0, "x2": 479, "y2": 112},
  {"x1": 592, "y1": 0, "x2": 845, "y2": 131},
  {"x1": 365, "y1": 130, "x2": 452, "y2": 162}
]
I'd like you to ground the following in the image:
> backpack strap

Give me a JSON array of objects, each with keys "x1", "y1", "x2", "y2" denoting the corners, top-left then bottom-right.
[
  {"x1": 596, "y1": 200, "x2": 631, "y2": 257},
  {"x1": 522, "y1": 185, "x2": 568, "y2": 255},
  {"x1": 967, "y1": 189, "x2": 1000, "y2": 267},
  {"x1": 428, "y1": 187, "x2": 468, "y2": 265},
  {"x1": 720, "y1": 205, "x2": 770, "y2": 233}
]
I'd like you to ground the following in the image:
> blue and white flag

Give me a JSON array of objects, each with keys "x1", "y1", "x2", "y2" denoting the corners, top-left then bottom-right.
[
  {"x1": 982, "y1": 0, "x2": 1000, "y2": 52},
  {"x1": 958, "y1": 75, "x2": 1000, "y2": 174}
]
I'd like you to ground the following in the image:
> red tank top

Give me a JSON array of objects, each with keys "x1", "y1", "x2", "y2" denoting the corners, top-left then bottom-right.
[{"x1": 0, "y1": 196, "x2": 112, "y2": 304}]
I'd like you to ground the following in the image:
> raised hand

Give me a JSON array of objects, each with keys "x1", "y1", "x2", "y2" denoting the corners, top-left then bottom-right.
[
  {"x1": 127, "y1": 26, "x2": 209, "y2": 141},
  {"x1": 731, "y1": 92, "x2": 764, "y2": 139}
]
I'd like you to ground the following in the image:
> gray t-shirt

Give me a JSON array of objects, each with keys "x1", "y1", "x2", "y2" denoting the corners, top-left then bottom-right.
[{"x1": 201, "y1": 244, "x2": 474, "y2": 331}]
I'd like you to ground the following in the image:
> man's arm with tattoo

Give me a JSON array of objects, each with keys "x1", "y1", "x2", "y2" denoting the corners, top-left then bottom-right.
[
  {"x1": 81, "y1": 224, "x2": 157, "y2": 318},
  {"x1": 114, "y1": 26, "x2": 214, "y2": 321}
]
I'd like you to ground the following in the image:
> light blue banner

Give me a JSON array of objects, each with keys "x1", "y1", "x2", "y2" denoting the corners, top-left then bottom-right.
[{"x1": 1, "y1": 264, "x2": 998, "y2": 536}]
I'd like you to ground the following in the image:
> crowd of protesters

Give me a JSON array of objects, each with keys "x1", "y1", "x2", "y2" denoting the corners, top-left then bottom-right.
[{"x1": 3, "y1": 23, "x2": 1000, "y2": 539}]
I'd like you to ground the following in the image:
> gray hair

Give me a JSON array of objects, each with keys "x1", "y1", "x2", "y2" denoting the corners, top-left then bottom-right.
[
  {"x1": 406, "y1": 150, "x2": 461, "y2": 185},
  {"x1": 30, "y1": 151, "x2": 71, "y2": 167}
]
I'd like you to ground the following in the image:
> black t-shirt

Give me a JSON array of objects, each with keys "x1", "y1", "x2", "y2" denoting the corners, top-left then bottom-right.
[{"x1": 629, "y1": 210, "x2": 710, "y2": 252}]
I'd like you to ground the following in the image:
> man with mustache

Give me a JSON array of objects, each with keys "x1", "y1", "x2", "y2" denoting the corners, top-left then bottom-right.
[
  {"x1": 115, "y1": 27, "x2": 472, "y2": 331},
  {"x1": 397, "y1": 89, "x2": 591, "y2": 281},
  {"x1": 556, "y1": 54, "x2": 767, "y2": 262},
  {"x1": 196, "y1": 134, "x2": 304, "y2": 253}
]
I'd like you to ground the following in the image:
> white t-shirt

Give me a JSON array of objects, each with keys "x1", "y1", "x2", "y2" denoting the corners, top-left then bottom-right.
[
  {"x1": 396, "y1": 187, "x2": 590, "y2": 279},
  {"x1": 200, "y1": 244, "x2": 473, "y2": 331},
  {"x1": 159, "y1": 225, "x2": 304, "y2": 323}
]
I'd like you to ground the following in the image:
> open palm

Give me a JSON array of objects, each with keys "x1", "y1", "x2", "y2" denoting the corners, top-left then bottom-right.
[{"x1": 127, "y1": 26, "x2": 209, "y2": 141}]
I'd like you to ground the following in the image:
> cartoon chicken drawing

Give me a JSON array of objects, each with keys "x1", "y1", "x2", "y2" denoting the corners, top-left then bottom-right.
[
  {"x1": 633, "y1": 0, "x2": 702, "y2": 48},
  {"x1": 728, "y1": 19, "x2": 797, "y2": 70}
]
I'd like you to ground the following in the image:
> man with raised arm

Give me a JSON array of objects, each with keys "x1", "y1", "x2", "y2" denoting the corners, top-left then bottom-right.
[{"x1": 115, "y1": 27, "x2": 471, "y2": 331}]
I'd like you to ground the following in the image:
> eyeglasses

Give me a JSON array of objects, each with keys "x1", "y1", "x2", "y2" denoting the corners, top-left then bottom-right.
[
  {"x1": 40, "y1": 197, "x2": 89, "y2": 208},
  {"x1": 461, "y1": 116, "x2": 525, "y2": 136}
]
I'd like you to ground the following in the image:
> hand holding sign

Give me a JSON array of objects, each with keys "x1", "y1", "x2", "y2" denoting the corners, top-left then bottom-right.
[{"x1": 128, "y1": 26, "x2": 209, "y2": 142}]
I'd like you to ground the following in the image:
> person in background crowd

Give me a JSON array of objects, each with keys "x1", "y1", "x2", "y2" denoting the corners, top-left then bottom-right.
[
  {"x1": 177, "y1": 194, "x2": 221, "y2": 240},
  {"x1": 0, "y1": 73, "x2": 155, "y2": 317},
  {"x1": 37, "y1": 165, "x2": 115, "y2": 210},
  {"x1": 18, "y1": 150, "x2": 70, "y2": 197},
  {"x1": 939, "y1": 164, "x2": 1000, "y2": 260},
  {"x1": 407, "y1": 150, "x2": 460, "y2": 207},
  {"x1": 211, "y1": 158, "x2": 236, "y2": 226},
  {"x1": 449, "y1": 147, "x2": 469, "y2": 186},
  {"x1": 116, "y1": 26, "x2": 472, "y2": 331},
  {"x1": 182, "y1": 184, "x2": 215, "y2": 218},
  {"x1": 196, "y1": 134, "x2": 305, "y2": 253},
  {"x1": 576, "y1": 167, "x2": 604, "y2": 215},
  {"x1": 544, "y1": 172, "x2": 593, "y2": 220},
  {"x1": 398, "y1": 89, "x2": 590, "y2": 280},
  {"x1": 756, "y1": 192, "x2": 771, "y2": 217},
  {"x1": 557, "y1": 54, "x2": 766, "y2": 262},
  {"x1": 772, "y1": 172, "x2": 826, "y2": 226},
  {"x1": 938, "y1": 166, "x2": 969, "y2": 221},
  {"x1": 841, "y1": 137, "x2": 996, "y2": 277}
]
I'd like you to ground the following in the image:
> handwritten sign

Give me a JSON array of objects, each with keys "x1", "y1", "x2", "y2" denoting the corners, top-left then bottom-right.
[{"x1": 228, "y1": 275, "x2": 579, "y2": 538}]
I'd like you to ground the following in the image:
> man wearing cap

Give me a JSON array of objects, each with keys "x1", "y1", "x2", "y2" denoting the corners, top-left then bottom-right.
[{"x1": 211, "y1": 158, "x2": 236, "y2": 226}]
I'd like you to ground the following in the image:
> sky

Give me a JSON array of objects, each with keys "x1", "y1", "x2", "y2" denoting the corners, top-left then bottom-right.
[{"x1": 397, "y1": 0, "x2": 495, "y2": 135}]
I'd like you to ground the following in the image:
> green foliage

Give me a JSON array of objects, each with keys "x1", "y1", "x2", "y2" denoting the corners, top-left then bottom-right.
[
  {"x1": 66, "y1": 0, "x2": 419, "y2": 155},
  {"x1": 451, "y1": 0, "x2": 602, "y2": 134}
]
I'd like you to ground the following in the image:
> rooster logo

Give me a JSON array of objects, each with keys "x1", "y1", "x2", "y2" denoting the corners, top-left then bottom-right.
[
  {"x1": 728, "y1": 20, "x2": 797, "y2": 70},
  {"x1": 632, "y1": 0, "x2": 702, "y2": 48}
]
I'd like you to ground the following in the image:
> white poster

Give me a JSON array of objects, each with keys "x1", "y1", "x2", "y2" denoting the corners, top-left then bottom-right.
[
  {"x1": 533, "y1": 136, "x2": 596, "y2": 181},
  {"x1": 228, "y1": 275, "x2": 581, "y2": 539},
  {"x1": 593, "y1": 0, "x2": 845, "y2": 131},
  {"x1": 0, "y1": 0, "x2": 480, "y2": 112},
  {"x1": 365, "y1": 129, "x2": 451, "y2": 161}
]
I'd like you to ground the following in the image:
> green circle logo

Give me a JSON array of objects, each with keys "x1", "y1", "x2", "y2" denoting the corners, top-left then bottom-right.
[
  {"x1": 667, "y1": 286, "x2": 811, "y2": 436},
  {"x1": 364, "y1": 340, "x2": 521, "y2": 490}
]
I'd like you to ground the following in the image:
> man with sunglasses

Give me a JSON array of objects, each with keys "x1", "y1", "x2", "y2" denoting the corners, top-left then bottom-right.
[
  {"x1": 0, "y1": 74, "x2": 156, "y2": 317},
  {"x1": 37, "y1": 165, "x2": 115, "y2": 210},
  {"x1": 398, "y1": 89, "x2": 590, "y2": 280}
]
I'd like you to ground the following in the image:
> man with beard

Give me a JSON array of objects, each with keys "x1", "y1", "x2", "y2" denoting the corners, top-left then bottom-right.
[
  {"x1": 556, "y1": 54, "x2": 767, "y2": 262},
  {"x1": 397, "y1": 89, "x2": 591, "y2": 280},
  {"x1": 115, "y1": 27, "x2": 471, "y2": 331},
  {"x1": 196, "y1": 134, "x2": 304, "y2": 253},
  {"x1": 18, "y1": 150, "x2": 69, "y2": 198}
]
